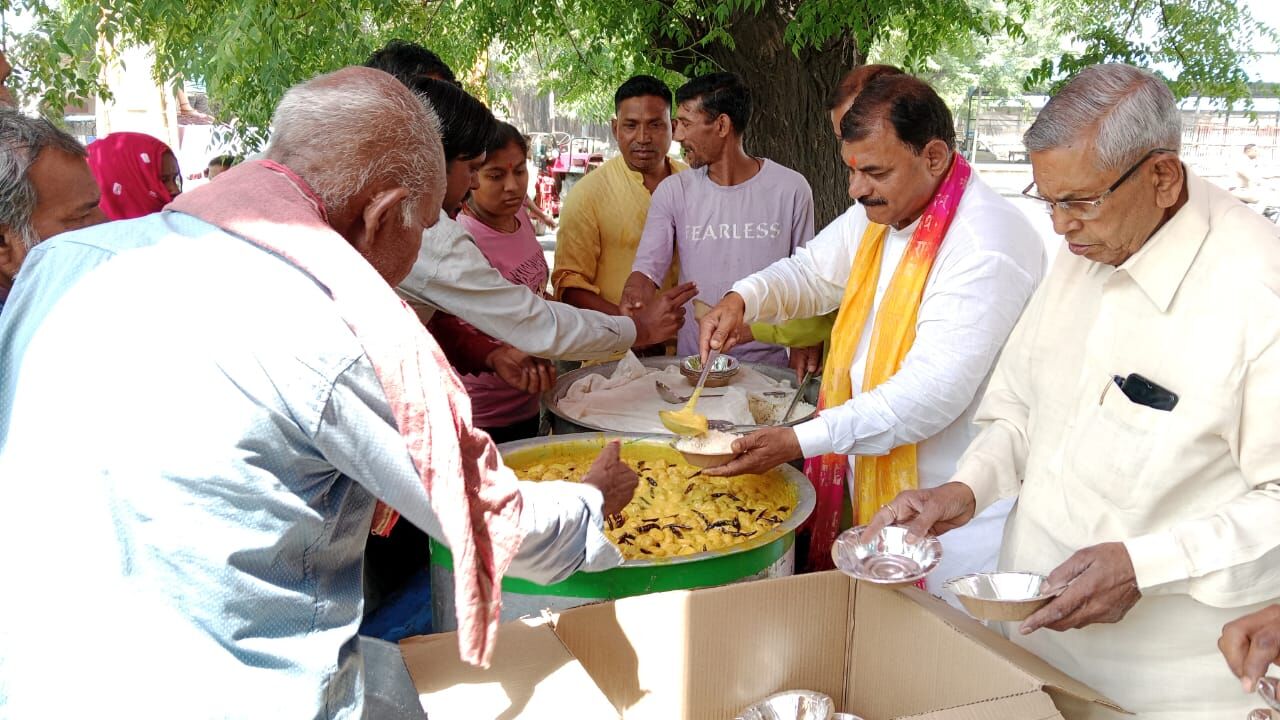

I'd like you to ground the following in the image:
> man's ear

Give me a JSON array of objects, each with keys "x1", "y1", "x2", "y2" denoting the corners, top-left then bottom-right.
[
  {"x1": 1151, "y1": 154, "x2": 1185, "y2": 210},
  {"x1": 716, "y1": 113, "x2": 733, "y2": 139},
  {"x1": 352, "y1": 187, "x2": 411, "y2": 256},
  {"x1": 923, "y1": 139, "x2": 952, "y2": 176},
  {"x1": 0, "y1": 225, "x2": 28, "y2": 286}
]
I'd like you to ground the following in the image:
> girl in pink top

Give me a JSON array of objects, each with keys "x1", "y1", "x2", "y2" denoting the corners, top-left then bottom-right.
[{"x1": 442, "y1": 122, "x2": 552, "y2": 442}]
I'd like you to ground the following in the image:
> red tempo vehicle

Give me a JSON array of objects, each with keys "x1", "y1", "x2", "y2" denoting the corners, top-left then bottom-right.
[{"x1": 528, "y1": 131, "x2": 605, "y2": 232}]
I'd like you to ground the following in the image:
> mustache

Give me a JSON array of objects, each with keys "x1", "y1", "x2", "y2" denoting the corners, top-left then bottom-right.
[{"x1": 858, "y1": 196, "x2": 888, "y2": 207}]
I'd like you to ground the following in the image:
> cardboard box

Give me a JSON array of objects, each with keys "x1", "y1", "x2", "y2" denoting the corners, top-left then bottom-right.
[{"x1": 402, "y1": 571, "x2": 1124, "y2": 719}]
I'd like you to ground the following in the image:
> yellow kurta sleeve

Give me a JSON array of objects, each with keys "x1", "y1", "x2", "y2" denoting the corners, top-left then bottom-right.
[
  {"x1": 551, "y1": 183, "x2": 603, "y2": 299},
  {"x1": 552, "y1": 157, "x2": 688, "y2": 306},
  {"x1": 748, "y1": 312, "x2": 836, "y2": 348}
]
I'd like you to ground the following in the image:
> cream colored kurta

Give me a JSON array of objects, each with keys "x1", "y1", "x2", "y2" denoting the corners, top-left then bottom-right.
[{"x1": 953, "y1": 171, "x2": 1280, "y2": 719}]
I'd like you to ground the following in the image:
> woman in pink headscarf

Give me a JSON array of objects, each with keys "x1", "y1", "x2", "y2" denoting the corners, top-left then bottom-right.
[{"x1": 87, "y1": 132, "x2": 183, "y2": 220}]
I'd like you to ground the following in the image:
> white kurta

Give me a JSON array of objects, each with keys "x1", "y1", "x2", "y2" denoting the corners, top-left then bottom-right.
[
  {"x1": 955, "y1": 171, "x2": 1280, "y2": 718},
  {"x1": 397, "y1": 210, "x2": 637, "y2": 360},
  {"x1": 731, "y1": 172, "x2": 1045, "y2": 598}
]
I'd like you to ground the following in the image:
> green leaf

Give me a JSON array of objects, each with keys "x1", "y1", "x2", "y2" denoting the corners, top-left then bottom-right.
[{"x1": 2, "y1": 0, "x2": 1268, "y2": 163}]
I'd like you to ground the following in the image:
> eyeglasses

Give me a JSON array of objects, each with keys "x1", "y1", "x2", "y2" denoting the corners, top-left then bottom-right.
[{"x1": 1022, "y1": 147, "x2": 1175, "y2": 220}]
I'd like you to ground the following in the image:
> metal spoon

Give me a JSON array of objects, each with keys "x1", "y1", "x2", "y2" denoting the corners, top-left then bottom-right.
[
  {"x1": 655, "y1": 380, "x2": 725, "y2": 404},
  {"x1": 655, "y1": 380, "x2": 787, "y2": 404},
  {"x1": 780, "y1": 370, "x2": 815, "y2": 423},
  {"x1": 706, "y1": 420, "x2": 769, "y2": 433}
]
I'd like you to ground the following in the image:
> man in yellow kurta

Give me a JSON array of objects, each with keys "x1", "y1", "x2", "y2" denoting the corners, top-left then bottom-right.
[
  {"x1": 552, "y1": 75, "x2": 687, "y2": 316},
  {"x1": 871, "y1": 63, "x2": 1280, "y2": 719}
]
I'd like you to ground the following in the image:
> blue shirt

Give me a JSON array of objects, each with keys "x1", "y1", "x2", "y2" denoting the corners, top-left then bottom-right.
[{"x1": 0, "y1": 212, "x2": 618, "y2": 719}]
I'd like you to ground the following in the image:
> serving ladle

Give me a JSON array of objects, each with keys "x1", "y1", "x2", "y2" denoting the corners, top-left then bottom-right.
[{"x1": 659, "y1": 350, "x2": 719, "y2": 435}]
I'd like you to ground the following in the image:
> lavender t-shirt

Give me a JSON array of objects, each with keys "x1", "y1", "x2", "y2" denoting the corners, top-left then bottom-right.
[{"x1": 632, "y1": 158, "x2": 815, "y2": 365}]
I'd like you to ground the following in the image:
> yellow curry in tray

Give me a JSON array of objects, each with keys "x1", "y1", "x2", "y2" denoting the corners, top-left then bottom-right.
[{"x1": 505, "y1": 441, "x2": 796, "y2": 560}]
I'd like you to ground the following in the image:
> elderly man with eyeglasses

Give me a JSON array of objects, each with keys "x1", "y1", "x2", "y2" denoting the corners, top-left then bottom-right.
[{"x1": 869, "y1": 63, "x2": 1280, "y2": 718}]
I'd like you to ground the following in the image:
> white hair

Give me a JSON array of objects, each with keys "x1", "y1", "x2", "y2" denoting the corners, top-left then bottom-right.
[
  {"x1": 265, "y1": 69, "x2": 444, "y2": 227},
  {"x1": 1024, "y1": 63, "x2": 1182, "y2": 170}
]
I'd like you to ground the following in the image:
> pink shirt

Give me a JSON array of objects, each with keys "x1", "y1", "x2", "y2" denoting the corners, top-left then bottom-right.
[{"x1": 454, "y1": 208, "x2": 548, "y2": 427}]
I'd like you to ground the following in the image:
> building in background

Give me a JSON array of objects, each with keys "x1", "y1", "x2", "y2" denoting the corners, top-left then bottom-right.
[{"x1": 51, "y1": 44, "x2": 234, "y2": 189}]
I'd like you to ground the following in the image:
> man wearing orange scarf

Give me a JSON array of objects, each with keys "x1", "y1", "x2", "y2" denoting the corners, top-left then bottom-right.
[{"x1": 701, "y1": 74, "x2": 1043, "y2": 590}]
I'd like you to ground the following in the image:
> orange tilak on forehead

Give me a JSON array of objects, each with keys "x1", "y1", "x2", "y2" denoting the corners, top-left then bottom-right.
[{"x1": 845, "y1": 153, "x2": 857, "y2": 170}]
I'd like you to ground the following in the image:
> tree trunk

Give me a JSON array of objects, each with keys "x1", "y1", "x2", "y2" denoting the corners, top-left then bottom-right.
[{"x1": 660, "y1": 6, "x2": 863, "y2": 228}]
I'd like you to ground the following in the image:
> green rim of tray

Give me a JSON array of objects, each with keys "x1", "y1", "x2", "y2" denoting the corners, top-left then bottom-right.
[{"x1": 429, "y1": 534, "x2": 793, "y2": 598}]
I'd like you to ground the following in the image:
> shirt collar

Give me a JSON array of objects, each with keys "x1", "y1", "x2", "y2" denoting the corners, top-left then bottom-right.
[
  {"x1": 1115, "y1": 168, "x2": 1210, "y2": 313},
  {"x1": 620, "y1": 156, "x2": 685, "y2": 187}
]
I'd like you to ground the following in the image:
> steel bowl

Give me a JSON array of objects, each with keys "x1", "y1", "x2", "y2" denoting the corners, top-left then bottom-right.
[
  {"x1": 497, "y1": 434, "x2": 815, "y2": 568},
  {"x1": 543, "y1": 357, "x2": 819, "y2": 435},
  {"x1": 831, "y1": 525, "x2": 942, "y2": 585},
  {"x1": 680, "y1": 353, "x2": 740, "y2": 387},
  {"x1": 736, "y1": 690, "x2": 834, "y2": 720},
  {"x1": 943, "y1": 572, "x2": 1062, "y2": 622}
]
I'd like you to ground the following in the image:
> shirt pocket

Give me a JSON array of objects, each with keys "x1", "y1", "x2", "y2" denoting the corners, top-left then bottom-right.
[{"x1": 1065, "y1": 380, "x2": 1174, "y2": 510}]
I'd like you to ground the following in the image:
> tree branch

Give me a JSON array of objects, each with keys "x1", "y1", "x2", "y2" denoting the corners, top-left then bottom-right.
[
  {"x1": 425, "y1": 0, "x2": 446, "y2": 28},
  {"x1": 648, "y1": 0, "x2": 708, "y2": 73},
  {"x1": 1120, "y1": 0, "x2": 1147, "y2": 42},
  {"x1": 552, "y1": 2, "x2": 590, "y2": 67},
  {"x1": 1157, "y1": 1, "x2": 1191, "y2": 70}
]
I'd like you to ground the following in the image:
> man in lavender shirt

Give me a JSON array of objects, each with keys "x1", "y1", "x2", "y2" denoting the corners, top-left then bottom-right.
[{"x1": 621, "y1": 72, "x2": 816, "y2": 366}]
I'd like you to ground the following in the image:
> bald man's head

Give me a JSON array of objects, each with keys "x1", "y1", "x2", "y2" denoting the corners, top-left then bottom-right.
[
  {"x1": 265, "y1": 66, "x2": 447, "y2": 284},
  {"x1": 267, "y1": 67, "x2": 444, "y2": 215}
]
